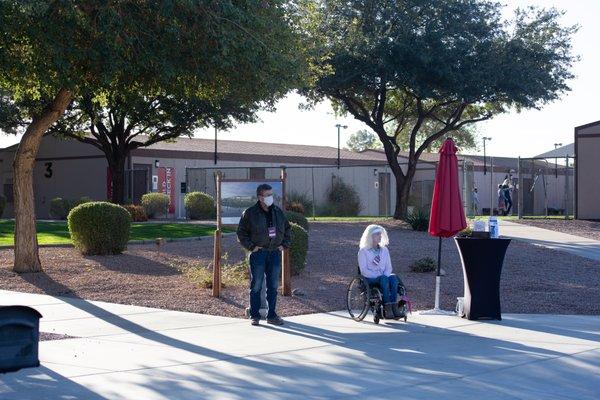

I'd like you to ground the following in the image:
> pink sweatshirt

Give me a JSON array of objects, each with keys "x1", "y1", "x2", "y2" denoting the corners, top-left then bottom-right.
[{"x1": 358, "y1": 247, "x2": 392, "y2": 278}]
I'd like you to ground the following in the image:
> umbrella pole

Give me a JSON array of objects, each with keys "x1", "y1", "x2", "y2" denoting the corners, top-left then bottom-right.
[
  {"x1": 420, "y1": 236, "x2": 454, "y2": 315},
  {"x1": 434, "y1": 236, "x2": 442, "y2": 310}
]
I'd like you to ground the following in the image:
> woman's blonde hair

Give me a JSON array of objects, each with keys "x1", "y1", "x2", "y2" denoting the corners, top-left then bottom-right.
[{"x1": 359, "y1": 224, "x2": 389, "y2": 249}]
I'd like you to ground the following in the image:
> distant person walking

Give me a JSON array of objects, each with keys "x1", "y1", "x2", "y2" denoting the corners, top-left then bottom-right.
[
  {"x1": 471, "y1": 187, "x2": 479, "y2": 215},
  {"x1": 237, "y1": 184, "x2": 291, "y2": 326},
  {"x1": 502, "y1": 174, "x2": 513, "y2": 215},
  {"x1": 497, "y1": 184, "x2": 506, "y2": 215}
]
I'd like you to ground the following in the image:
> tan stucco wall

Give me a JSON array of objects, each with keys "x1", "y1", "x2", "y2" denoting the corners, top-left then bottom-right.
[{"x1": 0, "y1": 136, "x2": 106, "y2": 219}]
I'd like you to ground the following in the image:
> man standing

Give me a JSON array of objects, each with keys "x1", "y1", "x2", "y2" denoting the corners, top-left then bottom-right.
[
  {"x1": 471, "y1": 187, "x2": 479, "y2": 216},
  {"x1": 237, "y1": 184, "x2": 291, "y2": 326}
]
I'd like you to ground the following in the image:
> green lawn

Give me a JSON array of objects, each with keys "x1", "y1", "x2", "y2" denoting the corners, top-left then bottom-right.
[{"x1": 0, "y1": 221, "x2": 225, "y2": 246}]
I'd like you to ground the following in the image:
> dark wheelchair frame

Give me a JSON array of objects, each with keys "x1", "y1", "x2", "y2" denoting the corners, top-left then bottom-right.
[{"x1": 346, "y1": 268, "x2": 408, "y2": 324}]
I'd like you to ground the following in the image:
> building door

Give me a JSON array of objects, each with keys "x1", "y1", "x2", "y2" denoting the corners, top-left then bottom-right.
[
  {"x1": 378, "y1": 172, "x2": 391, "y2": 216},
  {"x1": 132, "y1": 164, "x2": 151, "y2": 204}
]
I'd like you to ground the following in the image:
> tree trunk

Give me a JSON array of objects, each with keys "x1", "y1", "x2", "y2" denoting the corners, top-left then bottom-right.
[
  {"x1": 13, "y1": 89, "x2": 72, "y2": 273},
  {"x1": 393, "y1": 175, "x2": 408, "y2": 219},
  {"x1": 374, "y1": 128, "x2": 410, "y2": 220},
  {"x1": 392, "y1": 161, "x2": 418, "y2": 219},
  {"x1": 109, "y1": 155, "x2": 128, "y2": 204}
]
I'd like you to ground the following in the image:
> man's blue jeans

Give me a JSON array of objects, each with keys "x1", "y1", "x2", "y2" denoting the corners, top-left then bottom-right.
[
  {"x1": 249, "y1": 249, "x2": 281, "y2": 319},
  {"x1": 366, "y1": 275, "x2": 399, "y2": 303}
]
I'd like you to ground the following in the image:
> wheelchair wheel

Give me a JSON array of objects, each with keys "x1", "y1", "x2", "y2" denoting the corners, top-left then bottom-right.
[{"x1": 347, "y1": 276, "x2": 370, "y2": 321}]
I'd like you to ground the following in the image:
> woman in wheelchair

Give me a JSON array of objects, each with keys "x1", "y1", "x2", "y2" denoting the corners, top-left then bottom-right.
[{"x1": 358, "y1": 224, "x2": 404, "y2": 319}]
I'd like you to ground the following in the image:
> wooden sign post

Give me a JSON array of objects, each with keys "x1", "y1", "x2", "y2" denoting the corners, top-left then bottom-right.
[
  {"x1": 280, "y1": 167, "x2": 291, "y2": 296},
  {"x1": 212, "y1": 171, "x2": 222, "y2": 298}
]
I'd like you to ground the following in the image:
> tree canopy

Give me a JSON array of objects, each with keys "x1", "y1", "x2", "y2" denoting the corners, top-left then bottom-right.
[
  {"x1": 346, "y1": 129, "x2": 381, "y2": 152},
  {"x1": 302, "y1": 0, "x2": 578, "y2": 217},
  {"x1": 0, "y1": 0, "x2": 306, "y2": 271}
]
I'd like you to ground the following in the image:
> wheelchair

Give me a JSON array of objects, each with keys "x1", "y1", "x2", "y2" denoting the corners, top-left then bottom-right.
[{"x1": 346, "y1": 269, "x2": 409, "y2": 324}]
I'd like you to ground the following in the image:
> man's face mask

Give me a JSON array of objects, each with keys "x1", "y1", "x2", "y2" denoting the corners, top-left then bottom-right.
[{"x1": 262, "y1": 195, "x2": 274, "y2": 207}]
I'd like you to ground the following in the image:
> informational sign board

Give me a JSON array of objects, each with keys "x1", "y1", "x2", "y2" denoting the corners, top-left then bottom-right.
[
  {"x1": 220, "y1": 180, "x2": 283, "y2": 225},
  {"x1": 212, "y1": 172, "x2": 290, "y2": 298}
]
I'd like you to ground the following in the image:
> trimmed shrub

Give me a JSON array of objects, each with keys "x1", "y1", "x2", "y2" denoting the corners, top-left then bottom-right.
[
  {"x1": 324, "y1": 177, "x2": 361, "y2": 217},
  {"x1": 123, "y1": 204, "x2": 148, "y2": 222},
  {"x1": 68, "y1": 202, "x2": 131, "y2": 255},
  {"x1": 73, "y1": 196, "x2": 92, "y2": 207},
  {"x1": 289, "y1": 222, "x2": 309, "y2": 275},
  {"x1": 0, "y1": 195, "x2": 5, "y2": 218},
  {"x1": 50, "y1": 197, "x2": 93, "y2": 220},
  {"x1": 286, "y1": 201, "x2": 305, "y2": 215},
  {"x1": 141, "y1": 193, "x2": 170, "y2": 218},
  {"x1": 184, "y1": 191, "x2": 216, "y2": 220},
  {"x1": 409, "y1": 257, "x2": 437, "y2": 273},
  {"x1": 286, "y1": 191, "x2": 313, "y2": 215},
  {"x1": 49, "y1": 198, "x2": 71, "y2": 219},
  {"x1": 405, "y1": 208, "x2": 430, "y2": 231},
  {"x1": 285, "y1": 210, "x2": 309, "y2": 232}
]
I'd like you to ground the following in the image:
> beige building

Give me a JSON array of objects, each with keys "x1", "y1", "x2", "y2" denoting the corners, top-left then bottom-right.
[
  {"x1": 575, "y1": 120, "x2": 600, "y2": 219},
  {"x1": 0, "y1": 134, "x2": 572, "y2": 219},
  {"x1": 1, "y1": 135, "x2": 396, "y2": 219}
]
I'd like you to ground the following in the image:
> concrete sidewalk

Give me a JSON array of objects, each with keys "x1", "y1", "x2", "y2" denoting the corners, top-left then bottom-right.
[
  {"x1": 1, "y1": 290, "x2": 599, "y2": 400},
  {"x1": 500, "y1": 220, "x2": 600, "y2": 261}
]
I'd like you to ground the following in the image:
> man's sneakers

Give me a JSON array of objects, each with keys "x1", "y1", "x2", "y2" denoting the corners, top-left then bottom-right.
[
  {"x1": 250, "y1": 315, "x2": 284, "y2": 326},
  {"x1": 267, "y1": 315, "x2": 284, "y2": 326}
]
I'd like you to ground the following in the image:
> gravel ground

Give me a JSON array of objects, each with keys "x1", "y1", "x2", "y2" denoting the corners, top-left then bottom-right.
[
  {"x1": 1, "y1": 221, "x2": 599, "y2": 318},
  {"x1": 515, "y1": 218, "x2": 600, "y2": 241}
]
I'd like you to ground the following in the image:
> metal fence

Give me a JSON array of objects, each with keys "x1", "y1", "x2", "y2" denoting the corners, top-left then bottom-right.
[
  {"x1": 145, "y1": 156, "x2": 575, "y2": 219},
  {"x1": 517, "y1": 156, "x2": 574, "y2": 218},
  {"x1": 456, "y1": 156, "x2": 575, "y2": 218},
  {"x1": 186, "y1": 164, "x2": 419, "y2": 217}
]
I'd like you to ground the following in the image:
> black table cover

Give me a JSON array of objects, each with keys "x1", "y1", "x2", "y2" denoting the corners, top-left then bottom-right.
[{"x1": 454, "y1": 237, "x2": 511, "y2": 320}]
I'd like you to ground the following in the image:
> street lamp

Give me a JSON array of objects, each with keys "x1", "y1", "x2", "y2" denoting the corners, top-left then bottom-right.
[
  {"x1": 335, "y1": 123, "x2": 348, "y2": 169},
  {"x1": 482, "y1": 137, "x2": 492, "y2": 175},
  {"x1": 214, "y1": 127, "x2": 218, "y2": 165},
  {"x1": 553, "y1": 143, "x2": 562, "y2": 178}
]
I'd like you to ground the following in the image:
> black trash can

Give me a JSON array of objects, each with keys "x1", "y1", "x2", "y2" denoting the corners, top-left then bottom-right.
[
  {"x1": 454, "y1": 238, "x2": 511, "y2": 320},
  {"x1": 0, "y1": 306, "x2": 43, "y2": 373}
]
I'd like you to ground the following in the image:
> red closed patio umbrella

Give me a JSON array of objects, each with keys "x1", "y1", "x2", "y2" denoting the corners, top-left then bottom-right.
[{"x1": 422, "y1": 138, "x2": 467, "y2": 314}]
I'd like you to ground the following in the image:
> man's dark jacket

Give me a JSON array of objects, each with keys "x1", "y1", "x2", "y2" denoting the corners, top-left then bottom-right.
[{"x1": 237, "y1": 202, "x2": 291, "y2": 251}]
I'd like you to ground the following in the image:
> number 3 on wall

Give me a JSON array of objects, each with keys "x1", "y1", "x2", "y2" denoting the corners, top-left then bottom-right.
[{"x1": 44, "y1": 162, "x2": 53, "y2": 178}]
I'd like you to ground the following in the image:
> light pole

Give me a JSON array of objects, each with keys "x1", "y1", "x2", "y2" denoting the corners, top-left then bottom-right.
[
  {"x1": 553, "y1": 143, "x2": 562, "y2": 178},
  {"x1": 482, "y1": 137, "x2": 492, "y2": 175},
  {"x1": 335, "y1": 124, "x2": 348, "y2": 169},
  {"x1": 214, "y1": 127, "x2": 218, "y2": 165}
]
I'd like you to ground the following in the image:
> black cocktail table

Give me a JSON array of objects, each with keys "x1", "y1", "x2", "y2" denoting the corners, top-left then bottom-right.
[{"x1": 454, "y1": 237, "x2": 511, "y2": 320}]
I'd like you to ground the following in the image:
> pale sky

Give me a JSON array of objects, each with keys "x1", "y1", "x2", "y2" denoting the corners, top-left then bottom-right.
[{"x1": 1, "y1": 0, "x2": 598, "y2": 158}]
